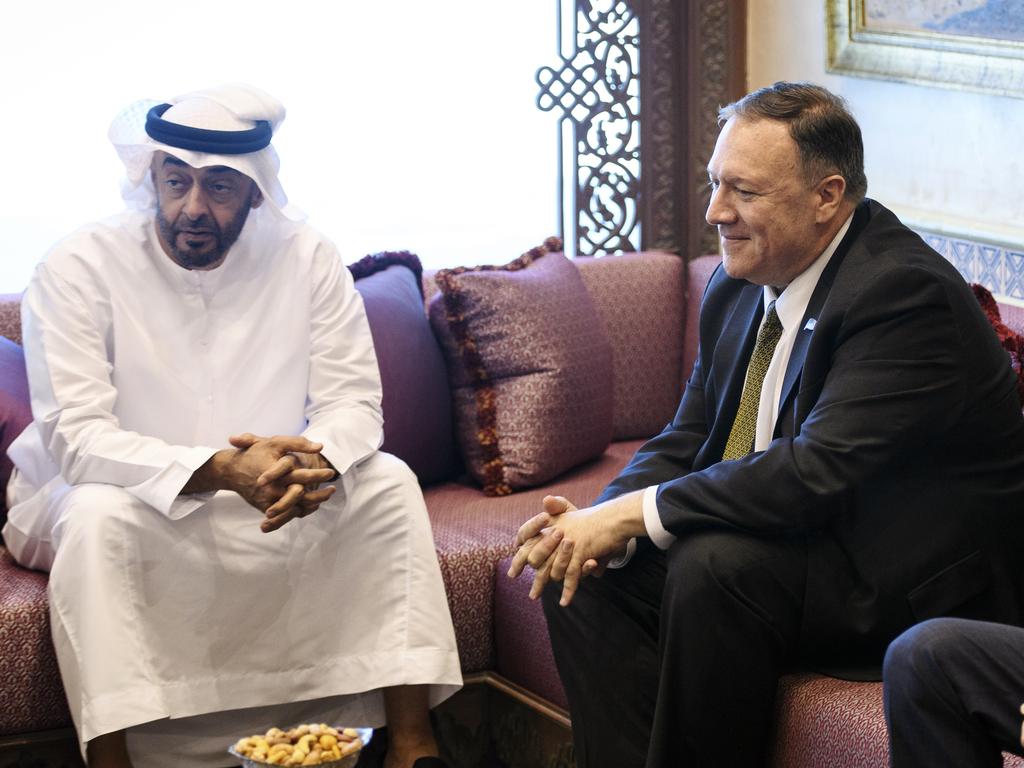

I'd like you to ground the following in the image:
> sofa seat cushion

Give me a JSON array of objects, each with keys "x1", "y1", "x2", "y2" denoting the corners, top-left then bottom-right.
[
  {"x1": 770, "y1": 673, "x2": 1024, "y2": 768},
  {"x1": 491, "y1": 574, "x2": 1024, "y2": 767},
  {"x1": 425, "y1": 440, "x2": 643, "y2": 673},
  {"x1": 769, "y1": 673, "x2": 888, "y2": 767},
  {"x1": 493, "y1": 556, "x2": 568, "y2": 709},
  {"x1": 0, "y1": 547, "x2": 70, "y2": 735}
]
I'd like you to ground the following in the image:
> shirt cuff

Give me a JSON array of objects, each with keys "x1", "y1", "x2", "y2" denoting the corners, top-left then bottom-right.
[
  {"x1": 644, "y1": 484, "x2": 677, "y2": 550},
  {"x1": 304, "y1": 420, "x2": 382, "y2": 480},
  {"x1": 125, "y1": 446, "x2": 219, "y2": 518},
  {"x1": 605, "y1": 537, "x2": 636, "y2": 569},
  {"x1": 309, "y1": 437, "x2": 347, "y2": 480}
]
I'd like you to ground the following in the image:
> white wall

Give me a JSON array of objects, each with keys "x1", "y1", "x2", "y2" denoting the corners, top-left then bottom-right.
[
  {"x1": 746, "y1": 0, "x2": 1024, "y2": 246},
  {"x1": 0, "y1": 1, "x2": 558, "y2": 292}
]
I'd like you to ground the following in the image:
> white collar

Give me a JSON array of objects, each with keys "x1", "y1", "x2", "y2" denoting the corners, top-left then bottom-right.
[{"x1": 766, "y1": 212, "x2": 854, "y2": 330}]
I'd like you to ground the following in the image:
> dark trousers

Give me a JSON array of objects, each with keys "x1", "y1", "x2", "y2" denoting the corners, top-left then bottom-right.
[
  {"x1": 884, "y1": 617, "x2": 1024, "y2": 767},
  {"x1": 542, "y1": 530, "x2": 807, "y2": 767}
]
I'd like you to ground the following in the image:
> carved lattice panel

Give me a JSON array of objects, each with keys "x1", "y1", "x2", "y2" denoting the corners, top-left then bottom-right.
[{"x1": 537, "y1": 0, "x2": 640, "y2": 257}]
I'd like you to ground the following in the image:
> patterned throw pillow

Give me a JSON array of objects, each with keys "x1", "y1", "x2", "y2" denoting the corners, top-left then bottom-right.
[
  {"x1": 429, "y1": 237, "x2": 614, "y2": 496},
  {"x1": 970, "y1": 283, "x2": 1024, "y2": 405}
]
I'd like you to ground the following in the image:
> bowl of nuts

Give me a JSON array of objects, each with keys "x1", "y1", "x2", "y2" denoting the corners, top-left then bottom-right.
[{"x1": 228, "y1": 723, "x2": 370, "y2": 767}]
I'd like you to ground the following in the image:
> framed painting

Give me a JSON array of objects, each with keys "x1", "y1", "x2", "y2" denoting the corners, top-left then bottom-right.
[{"x1": 827, "y1": 0, "x2": 1024, "y2": 98}]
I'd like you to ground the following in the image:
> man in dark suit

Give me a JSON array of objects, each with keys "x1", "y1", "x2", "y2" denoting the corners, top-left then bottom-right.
[{"x1": 507, "y1": 81, "x2": 1024, "y2": 766}]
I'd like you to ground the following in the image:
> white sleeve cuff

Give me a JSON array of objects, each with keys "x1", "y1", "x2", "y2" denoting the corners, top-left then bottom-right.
[
  {"x1": 644, "y1": 484, "x2": 677, "y2": 550},
  {"x1": 605, "y1": 537, "x2": 636, "y2": 569},
  {"x1": 304, "y1": 417, "x2": 383, "y2": 480},
  {"x1": 125, "y1": 446, "x2": 219, "y2": 518}
]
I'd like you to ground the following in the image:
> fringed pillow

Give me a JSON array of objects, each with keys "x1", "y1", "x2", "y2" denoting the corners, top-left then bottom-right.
[{"x1": 429, "y1": 237, "x2": 614, "y2": 496}]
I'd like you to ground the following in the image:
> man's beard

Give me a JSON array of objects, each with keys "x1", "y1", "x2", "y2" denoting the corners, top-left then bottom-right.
[{"x1": 156, "y1": 203, "x2": 252, "y2": 270}]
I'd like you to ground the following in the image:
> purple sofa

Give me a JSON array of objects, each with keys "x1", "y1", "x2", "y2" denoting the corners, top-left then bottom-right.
[{"x1": 0, "y1": 251, "x2": 1022, "y2": 767}]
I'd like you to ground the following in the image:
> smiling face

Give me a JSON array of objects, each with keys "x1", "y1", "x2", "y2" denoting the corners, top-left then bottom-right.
[
  {"x1": 150, "y1": 151, "x2": 264, "y2": 270},
  {"x1": 705, "y1": 117, "x2": 847, "y2": 288}
]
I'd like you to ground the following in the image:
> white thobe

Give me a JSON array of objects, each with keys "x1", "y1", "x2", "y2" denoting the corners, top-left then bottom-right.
[{"x1": 3, "y1": 209, "x2": 461, "y2": 766}]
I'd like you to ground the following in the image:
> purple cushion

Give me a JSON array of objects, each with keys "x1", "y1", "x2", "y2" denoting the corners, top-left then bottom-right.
[
  {"x1": 0, "y1": 338, "x2": 31, "y2": 521},
  {"x1": 429, "y1": 239, "x2": 614, "y2": 496},
  {"x1": 494, "y1": 555, "x2": 568, "y2": 709},
  {"x1": 426, "y1": 439, "x2": 644, "y2": 672},
  {"x1": 575, "y1": 252, "x2": 687, "y2": 439},
  {"x1": 353, "y1": 262, "x2": 458, "y2": 485}
]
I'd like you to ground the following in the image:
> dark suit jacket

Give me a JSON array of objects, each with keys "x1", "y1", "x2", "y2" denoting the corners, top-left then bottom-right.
[{"x1": 601, "y1": 200, "x2": 1024, "y2": 670}]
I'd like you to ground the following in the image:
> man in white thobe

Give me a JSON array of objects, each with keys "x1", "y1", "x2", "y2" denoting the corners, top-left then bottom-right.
[{"x1": 2, "y1": 85, "x2": 460, "y2": 768}]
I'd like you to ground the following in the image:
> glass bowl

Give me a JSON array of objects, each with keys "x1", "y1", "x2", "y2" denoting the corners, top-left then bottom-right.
[{"x1": 227, "y1": 726, "x2": 372, "y2": 767}]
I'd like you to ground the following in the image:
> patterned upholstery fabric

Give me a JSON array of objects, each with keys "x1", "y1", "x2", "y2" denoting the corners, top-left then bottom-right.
[
  {"x1": 770, "y1": 673, "x2": 1024, "y2": 768},
  {"x1": 429, "y1": 244, "x2": 614, "y2": 495},
  {"x1": 1001, "y1": 303, "x2": 1024, "y2": 335},
  {"x1": 575, "y1": 252, "x2": 688, "y2": 440},
  {"x1": 427, "y1": 251, "x2": 693, "y2": 444},
  {"x1": 0, "y1": 294, "x2": 21, "y2": 346},
  {"x1": 425, "y1": 440, "x2": 642, "y2": 673},
  {"x1": 493, "y1": 556, "x2": 568, "y2": 710},
  {"x1": 769, "y1": 673, "x2": 888, "y2": 767},
  {"x1": 0, "y1": 547, "x2": 70, "y2": 735},
  {"x1": 683, "y1": 255, "x2": 721, "y2": 384}
]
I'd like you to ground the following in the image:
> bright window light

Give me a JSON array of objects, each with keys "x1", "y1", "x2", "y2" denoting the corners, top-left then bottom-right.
[{"x1": 0, "y1": 1, "x2": 559, "y2": 292}]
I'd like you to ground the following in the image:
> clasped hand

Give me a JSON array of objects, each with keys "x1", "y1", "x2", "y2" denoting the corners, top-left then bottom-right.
[
  {"x1": 507, "y1": 493, "x2": 640, "y2": 607},
  {"x1": 225, "y1": 433, "x2": 338, "y2": 533}
]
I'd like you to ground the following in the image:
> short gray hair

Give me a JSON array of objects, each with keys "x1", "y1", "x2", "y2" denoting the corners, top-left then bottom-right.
[{"x1": 719, "y1": 82, "x2": 867, "y2": 203}]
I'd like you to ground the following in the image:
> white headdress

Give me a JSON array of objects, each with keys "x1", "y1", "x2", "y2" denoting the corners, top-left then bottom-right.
[{"x1": 108, "y1": 83, "x2": 303, "y2": 220}]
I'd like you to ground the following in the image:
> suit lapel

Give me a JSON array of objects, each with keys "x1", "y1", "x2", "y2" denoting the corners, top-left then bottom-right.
[
  {"x1": 775, "y1": 202, "x2": 872, "y2": 432},
  {"x1": 777, "y1": 317, "x2": 814, "y2": 422}
]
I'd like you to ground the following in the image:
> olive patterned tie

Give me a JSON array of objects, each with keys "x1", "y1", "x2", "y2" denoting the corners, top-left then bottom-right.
[{"x1": 721, "y1": 301, "x2": 783, "y2": 460}]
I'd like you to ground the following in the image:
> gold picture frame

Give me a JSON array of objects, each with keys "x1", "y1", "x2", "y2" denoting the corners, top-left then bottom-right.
[{"x1": 826, "y1": 1, "x2": 1024, "y2": 98}]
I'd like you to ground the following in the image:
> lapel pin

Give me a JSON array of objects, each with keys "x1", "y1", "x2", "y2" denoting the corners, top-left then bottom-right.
[{"x1": 803, "y1": 318, "x2": 817, "y2": 331}]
